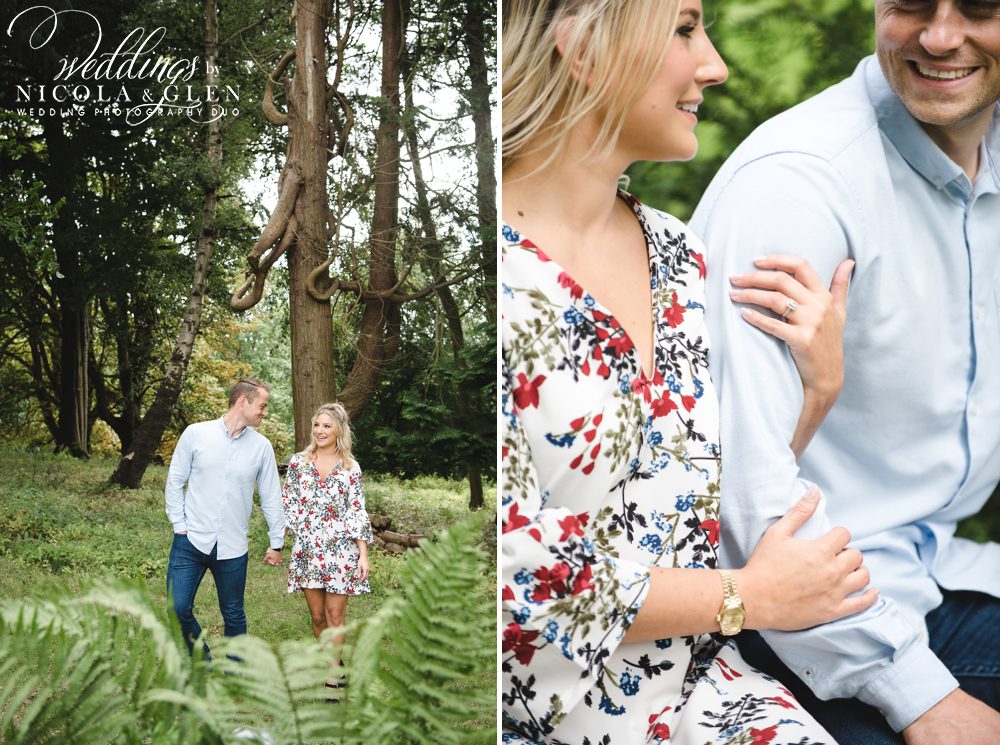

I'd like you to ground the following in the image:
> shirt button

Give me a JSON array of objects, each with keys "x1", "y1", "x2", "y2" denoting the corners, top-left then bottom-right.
[
  {"x1": 970, "y1": 404, "x2": 979, "y2": 417},
  {"x1": 802, "y1": 667, "x2": 814, "y2": 678},
  {"x1": 933, "y1": 176, "x2": 945, "y2": 188}
]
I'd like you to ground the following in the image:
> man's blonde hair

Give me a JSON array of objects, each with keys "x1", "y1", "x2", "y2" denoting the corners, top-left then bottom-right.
[
  {"x1": 303, "y1": 402, "x2": 357, "y2": 470},
  {"x1": 502, "y1": 0, "x2": 682, "y2": 173}
]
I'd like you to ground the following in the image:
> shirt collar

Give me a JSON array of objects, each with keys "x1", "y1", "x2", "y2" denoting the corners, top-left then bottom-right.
[
  {"x1": 865, "y1": 56, "x2": 1000, "y2": 198},
  {"x1": 218, "y1": 416, "x2": 248, "y2": 440}
]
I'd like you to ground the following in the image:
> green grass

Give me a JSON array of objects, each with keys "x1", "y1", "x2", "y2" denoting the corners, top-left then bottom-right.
[{"x1": 0, "y1": 445, "x2": 497, "y2": 731}]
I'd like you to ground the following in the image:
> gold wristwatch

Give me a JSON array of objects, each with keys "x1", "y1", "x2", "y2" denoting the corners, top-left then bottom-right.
[{"x1": 715, "y1": 569, "x2": 747, "y2": 636}]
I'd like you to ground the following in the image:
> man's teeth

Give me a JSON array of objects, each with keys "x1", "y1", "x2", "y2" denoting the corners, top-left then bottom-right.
[
  {"x1": 678, "y1": 102, "x2": 699, "y2": 113},
  {"x1": 916, "y1": 64, "x2": 974, "y2": 80}
]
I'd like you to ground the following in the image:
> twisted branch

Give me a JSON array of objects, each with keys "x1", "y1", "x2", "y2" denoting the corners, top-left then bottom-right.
[{"x1": 263, "y1": 48, "x2": 295, "y2": 126}]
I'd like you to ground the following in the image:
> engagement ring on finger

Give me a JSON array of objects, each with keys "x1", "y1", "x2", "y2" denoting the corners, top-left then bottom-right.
[{"x1": 781, "y1": 298, "x2": 799, "y2": 320}]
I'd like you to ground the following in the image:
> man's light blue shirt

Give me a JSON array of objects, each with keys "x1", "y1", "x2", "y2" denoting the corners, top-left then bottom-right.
[
  {"x1": 165, "y1": 417, "x2": 285, "y2": 560},
  {"x1": 691, "y1": 56, "x2": 1000, "y2": 732}
]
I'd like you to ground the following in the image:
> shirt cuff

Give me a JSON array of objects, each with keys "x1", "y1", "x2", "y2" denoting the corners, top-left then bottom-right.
[
  {"x1": 172, "y1": 521, "x2": 187, "y2": 534},
  {"x1": 856, "y1": 643, "x2": 958, "y2": 732}
]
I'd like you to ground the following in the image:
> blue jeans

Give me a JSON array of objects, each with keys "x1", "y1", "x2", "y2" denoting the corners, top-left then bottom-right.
[
  {"x1": 738, "y1": 588, "x2": 1000, "y2": 744},
  {"x1": 166, "y1": 533, "x2": 249, "y2": 655}
]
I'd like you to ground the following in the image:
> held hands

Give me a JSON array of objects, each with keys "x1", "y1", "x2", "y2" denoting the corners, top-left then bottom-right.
[
  {"x1": 263, "y1": 548, "x2": 284, "y2": 566},
  {"x1": 735, "y1": 488, "x2": 878, "y2": 632},
  {"x1": 730, "y1": 256, "x2": 854, "y2": 402}
]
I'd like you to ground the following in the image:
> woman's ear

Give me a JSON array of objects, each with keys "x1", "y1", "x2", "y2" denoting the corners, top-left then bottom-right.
[{"x1": 552, "y1": 16, "x2": 591, "y2": 85}]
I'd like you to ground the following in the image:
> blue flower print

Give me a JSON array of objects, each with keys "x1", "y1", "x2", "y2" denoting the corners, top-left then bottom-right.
[
  {"x1": 666, "y1": 374, "x2": 682, "y2": 394},
  {"x1": 647, "y1": 431, "x2": 663, "y2": 447},
  {"x1": 638, "y1": 533, "x2": 663, "y2": 554},
  {"x1": 545, "y1": 432, "x2": 576, "y2": 447},
  {"x1": 502, "y1": 224, "x2": 520, "y2": 242},
  {"x1": 560, "y1": 633, "x2": 574, "y2": 660},
  {"x1": 619, "y1": 374, "x2": 631, "y2": 395},
  {"x1": 512, "y1": 607, "x2": 531, "y2": 624},
  {"x1": 543, "y1": 620, "x2": 558, "y2": 643},
  {"x1": 598, "y1": 694, "x2": 626, "y2": 716},
  {"x1": 583, "y1": 294, "x2": 596, "y2": 308},
  {"x1": 650, "y1": 274, "x2": 658, "y2": 291},
  {"x1": 675, "y1": 494, "x2": 696, "y2": 512},
  {"x1": 514, "y1": 568, "x2": 533, "y2": 585},
  {"x1": 619, "y1": 671, "x2": 640, "y2": 697},
  {"x1": 654, "y1": 637, "x2": 672, "y2": 649},
  {"x1": 684, "y1": 560, "x2": 705, "y2": 569},
  {"x1": 563, "y1": 307, "x2": 584, "y2": 326},
  {"x1": 502, "y1": 282, "x2": 514, "y2": 299},
  {"x1": 693, "y1": 378, "x2": 705, "y2": 399}
]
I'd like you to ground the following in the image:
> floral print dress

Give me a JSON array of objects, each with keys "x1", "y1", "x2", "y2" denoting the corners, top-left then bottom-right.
[
  {"x1": 282, "y1": 452, "x2": 373, "y2": 595},
  {"x1": 501, "y1": 194, "x2": 832, "y2": 745}
]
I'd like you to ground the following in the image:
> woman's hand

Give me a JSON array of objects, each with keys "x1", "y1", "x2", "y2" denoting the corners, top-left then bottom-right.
[
  {"x1": 735, "y1": 488, "x2": 878, "y2": 632},
  {"x1": 356, "y1": 547, "x2": 370, "y2": 583},
  {"x1": 729, "y1": 255, "x2": 854, "y2": 457}
]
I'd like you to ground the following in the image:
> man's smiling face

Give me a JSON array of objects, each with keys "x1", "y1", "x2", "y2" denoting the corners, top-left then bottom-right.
[{"x1": 875, "y1": 0, "x2": 1000, "y2": 132}]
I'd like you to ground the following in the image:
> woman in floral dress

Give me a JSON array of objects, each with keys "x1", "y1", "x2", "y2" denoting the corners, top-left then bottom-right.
[
  {"x1": 501, "y1": 2, "x2": 876, "y2": 743},
  {"x1": 282, "y1": 402, "x2": 372, "y2": 680}
]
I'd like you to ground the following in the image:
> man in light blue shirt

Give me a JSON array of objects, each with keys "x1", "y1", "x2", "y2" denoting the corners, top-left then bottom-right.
[
  {"x1": 165, "y1": 378, "x2": 286, "y2": 655},
  {"x1": 691, "y1": 3, "x2": 1000, "y2": 744}
]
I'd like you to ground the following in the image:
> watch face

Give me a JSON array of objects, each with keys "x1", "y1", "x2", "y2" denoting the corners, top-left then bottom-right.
[{"x1": 719, "y1": 605, "x2": 746, "y2": 636}]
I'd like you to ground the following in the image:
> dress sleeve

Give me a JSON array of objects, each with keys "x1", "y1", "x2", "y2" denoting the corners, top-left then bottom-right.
[
  {"x1": 501, "y1": 356, "x2": 651, "y2": 737},
  {"x1": 344, "y1": 466, "x2": 373, "y2": 542},
  {"x1": 281, "y1": 454, "x2": 305, "y2": 536}
]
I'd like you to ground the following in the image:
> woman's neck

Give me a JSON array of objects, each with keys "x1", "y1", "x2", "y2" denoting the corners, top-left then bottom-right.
[{"x1": 314, "y1": 445, "x2": 339, "y2": 460}]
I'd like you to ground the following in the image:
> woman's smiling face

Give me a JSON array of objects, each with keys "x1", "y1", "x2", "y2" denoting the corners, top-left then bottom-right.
[{"x1": 615, "y1": 1, "x2": 728, "y2": 164}]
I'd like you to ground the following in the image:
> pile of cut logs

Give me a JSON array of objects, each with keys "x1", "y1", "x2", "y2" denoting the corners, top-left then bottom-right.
[{"x1": 369, "y1": 512, "x2": 425, "y2": 555}]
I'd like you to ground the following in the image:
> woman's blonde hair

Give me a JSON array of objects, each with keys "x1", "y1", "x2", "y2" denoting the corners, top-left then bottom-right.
[
  {"x1": 503, "y1": 0, "x2": 682, "y2": 172},
  {"x1": 303, "y1": 402, "x2": 357, "y2": 469}
]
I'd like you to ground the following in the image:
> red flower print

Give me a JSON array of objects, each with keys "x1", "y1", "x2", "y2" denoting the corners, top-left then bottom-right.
[
  {"x1": 596, "y1": 363, "x2": 610, "y2": 379},
  {"x1": 681, "y1": 395, "x2": 696, "y2": 412},
  {"x1": 570, "y1": 453, "x2": 584, "y2": 469},
  {"x1": 581, "y1": 462, "x2": 596, "y2": 475},
  {"x1": 651, "y1": 723, "x2": 671, "y2": 741},
  {"x1": 606, "y1": 334, "x2": 634, "y2": 358},
  {"x1": 530, "y1": 584, "x2": 552, "y2": 602},
  {"x1": 571, "y1": 562, "x2": 594, "y2": 595},
  {"x1": 663, "y1": 292, "x2": 686, "y2": 328},
  {"x1": 692, "y1": 250, "x2": 706, "y2": 279},
  {"x1": 631, "y1": 378, "x2": 652, "y2": 402},
  {"x1": 502, "y1": 622, "x2": 541, "y2": 666},
  {"x1": 528, "y1": 528, "x2": 542, "y2": 542},
  {"x1": 714, "y1": 657, "x2": 743, "y2": 681},
  {"x1": 569, "y1": 416, "x2": 585, "y2": 431},
  {"x1": 558, "y1": 514, "x2": 586, "y2": 541},
  {"x1": 592, "y1": 414, "x2": 603, "y2": 426},
  {"x1": 513, "y1": 373, "x2": 546, "y2": 409},
  {"x1": 650, "y1": 394, "x2": 678, "y2": 418},
  {"x1": 557, "y1": 271, "x2": 584, "y2": 299},
  {"x1": 700, "y1": 518, "x2": 719, "y2": 546},
  {"x1": 502, "y1": 585, "x2": 515, "y2": 601},
  {"x1": 764, "y1": 696, "x2": 797, "y2": 710},
  {"x1": 584, "y1": 429, "x2": 597, "y2": 443},
  {"x1": 503, "y1": 502, "x2": 530, "y2": 534},
  {"x1": 750, "y1": 725, "x2": 779, "y2": 745},
  {"x1": 646, "y1": 705, "x2": 673, "y2": 741}
]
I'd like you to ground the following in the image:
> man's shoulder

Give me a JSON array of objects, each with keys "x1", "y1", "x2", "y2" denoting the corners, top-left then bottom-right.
[
  {"x1": 181, "y1": 419, "x2": 220, "y2": 438},
  {"x1": 727, "y1": 60, "x2": 881, "y2": 170}
]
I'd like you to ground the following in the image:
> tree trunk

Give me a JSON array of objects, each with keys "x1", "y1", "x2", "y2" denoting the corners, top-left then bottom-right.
[
  {"x1": 110, "y1": 0, "x2": 223, "y2": 487},
  {"x1": 464, "y1": 0, "x2": 496, "y2": 319},
  {"x1": 337, "y1": 0, "x2": 404, "y2": 420},
  {"x1": 43, "y1": 114, "x2": 89, "y2": 458},
  {"x1": 400, "y1": 36, "x2": 482, "y2": 510},
  {"x1": 287, "y1": 0, "x2": 338, "y2": 448}
]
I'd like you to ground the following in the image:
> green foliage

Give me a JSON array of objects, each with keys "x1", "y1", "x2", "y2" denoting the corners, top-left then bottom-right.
[
  {"x1": 626, "y1": 0, "x2": 876, "y2": 218},
  {"x1": 0, "y1": 518, "x2": 495, "y2": 744}
]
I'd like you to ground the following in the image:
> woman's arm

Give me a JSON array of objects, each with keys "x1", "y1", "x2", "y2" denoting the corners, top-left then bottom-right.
[
  {"x1": 728, "y1": 255, "x2": 854, "y2": 458},
  {"x1": 623, "y1": 489, "x2": 877, "y2": 642}
]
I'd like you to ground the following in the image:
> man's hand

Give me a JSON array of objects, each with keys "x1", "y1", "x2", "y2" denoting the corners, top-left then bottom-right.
[
  {"x1": 903, "y1": 689, "x2": 1000, "y2": 745},
  {"x1": 263, "y1": 548, "x2": 283, "y2": 566}
]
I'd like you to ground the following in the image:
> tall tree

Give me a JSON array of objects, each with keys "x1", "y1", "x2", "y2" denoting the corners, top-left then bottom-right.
[{"x1": 109, "y1": 0, "x2": 224, "y2": 487}]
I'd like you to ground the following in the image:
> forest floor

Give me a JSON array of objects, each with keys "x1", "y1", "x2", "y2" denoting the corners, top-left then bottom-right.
[{"x1": 0, "y1": 445, "x2": 497, "y2": 733}]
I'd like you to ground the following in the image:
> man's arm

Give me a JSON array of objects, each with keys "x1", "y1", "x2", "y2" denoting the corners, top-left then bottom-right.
[
  {"x1": 165, "y1": 428, "x2": 193, "y2": 533},
  {"x1": 692, "y1": 154, "x2": 957, "y2": 731},
  {"x1": 257, "y1": 443, "x2": 286, "y2": 561}
]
